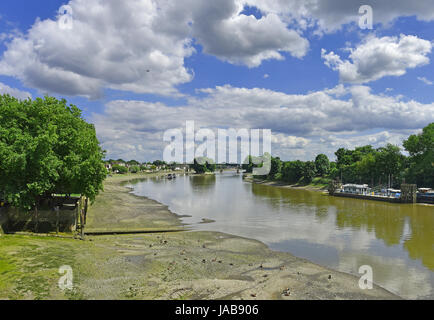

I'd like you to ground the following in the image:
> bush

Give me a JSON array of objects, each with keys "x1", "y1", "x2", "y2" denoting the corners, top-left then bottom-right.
[{"x1": 112, "y1": 165, "x2": 128, "y2": 174}]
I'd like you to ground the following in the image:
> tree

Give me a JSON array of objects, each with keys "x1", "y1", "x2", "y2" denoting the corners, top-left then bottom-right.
[
  {"x1": 206, "y1": 160, "x2": 216, "y2": 172},
  {"x1": 355, "y1": 152, "x2": 377, "y2": 185},
  {"x1": 153, "y1": 160, "x2": 166, "y2": 167},
  {"x1": 282, "y1": 160, "x2": 304, "y2": 183},
  {"x1": 268, "y1": 156, "x2": 282, "y2": 179},
  {"x1": 403, "y1": 123, "x2": 434, "y2": 187},
  {"x1": 112, "y1": 165, "x2": 128, "y2": 174},
  {"x1": 129, "y1": 165, "x2": 140, "y2": 173},
  {"x1": 0, "y1": 95, "x2": 107, "y2": 210},
  {"x1": 375, "y1": 144, "x2": 404, "y2": 187},
  {"x1": 192, "y1": 157, "x2": 215, "y2": 174},
  {"x1": 242, "y1": 155, "x2": 254, "y2": 173},
  {"x1": 302, "y1": 161, "x2": 316, "y2": 183},
  {"x1": 314, "y1": 154, "x2": 330, "y2": 177},
  {"x1": 127, "y1": 160, "x2": 140, "y2": 166}
]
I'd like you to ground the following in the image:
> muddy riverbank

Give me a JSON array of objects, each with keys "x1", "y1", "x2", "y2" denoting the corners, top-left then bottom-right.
[{"x1": 0, "y1": 172, "x2": 399, "y2": 300}]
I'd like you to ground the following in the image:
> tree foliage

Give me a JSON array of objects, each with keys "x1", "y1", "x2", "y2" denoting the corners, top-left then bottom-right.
[
  {"x1": 403, "y1": 123, "x2": 434, "y2": 187},
  {"x1": 243, "y1": 124, "x2": 433, "y2": 188},
  {"x1": 0, "y1": 95, "x2": 107, "y2": 209},
  {"x1": 192, "y1": 157, "x2": 216, "y2": 174},
  {"x1": 315, "y1": 154, "x2": 330, "y2": 176}
]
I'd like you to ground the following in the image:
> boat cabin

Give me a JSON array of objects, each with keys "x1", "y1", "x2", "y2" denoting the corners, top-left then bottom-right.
[{"x1": 341, "y1": 184, "x2": 370, "y2": 195}]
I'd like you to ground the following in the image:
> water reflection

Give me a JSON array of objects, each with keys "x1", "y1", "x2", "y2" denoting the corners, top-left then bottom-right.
[{"x1": 128, "y1": 173, "x2": 434, "y2": 299}]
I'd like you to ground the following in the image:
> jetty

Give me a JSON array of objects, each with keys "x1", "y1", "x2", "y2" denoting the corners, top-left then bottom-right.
[{"x1": 331, "y1": 183, "x2": 433, "y2": 204}]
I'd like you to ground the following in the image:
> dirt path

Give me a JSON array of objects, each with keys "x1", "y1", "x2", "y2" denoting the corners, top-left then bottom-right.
[{"x1": 0, "y1": 172, "x2": 400, "y2": 300}]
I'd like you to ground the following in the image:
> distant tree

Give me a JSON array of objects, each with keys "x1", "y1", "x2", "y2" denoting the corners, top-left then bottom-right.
[
  {"x1": 268, "y1": 156, "x2": 282, "y2": 179},
  {"x1": 242, "y1": 155, "x2": 254, "y2": 173},
  {"x1": 0, "y1": 95, "x2": 106, "y2": 210},
  {"x1": 127, "y1": 160, "x2": 140, "y2": 166},
  {"x1": 192, "y1": 158, "x2": 207, "y2": 174},
  {"x1": 129, "y1": 165, "x2": 140, "y2": 173},
  {"x1": 302, "y1": 161, "x2": 316, "y2": 183},
  {"x1": 206, "y1": 161, "x2": 216, "y2": 172},
  {"x1": 192, "y1": 157, "x2": 215, "y2": 173},
  {"x1": 375, "y1": 144, "x2": 404, "y2": 187},
  {"x1": 153, "y1": 160, "x2": 166, "y2": 167},
  {"x1": 403, "y1": 123, "x2": 434, "y2": 187},
  {"x1": 314, "y1": 154, "x2": 330, "y2": 177},
  {"x1": 282, "y1": 160, "x2": 304, "y2": 183},
  {"x1": 112, "y1": 165, "x2": 128, "y2": 174}
]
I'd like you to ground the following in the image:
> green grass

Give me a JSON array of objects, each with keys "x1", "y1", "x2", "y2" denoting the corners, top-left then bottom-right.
[
  {"x1": 0, "y1": 235, "x2": 84, "y2": 299},
  {"x1": 309, "y1": 177, "x2": 332, "y2": 188}
]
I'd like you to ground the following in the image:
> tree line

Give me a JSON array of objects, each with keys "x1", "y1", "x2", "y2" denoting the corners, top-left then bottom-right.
[{"x1": 243, "y1": 123, "x2": 433, "y2": 188}]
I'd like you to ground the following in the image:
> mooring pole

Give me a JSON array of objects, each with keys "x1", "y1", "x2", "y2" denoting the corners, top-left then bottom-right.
[
  {"x1": 55, "y1": 206, "x2": 60, "y2": 235},
  {"x1": 34, "y1": 205, "x2": 38, "y2": 233}
]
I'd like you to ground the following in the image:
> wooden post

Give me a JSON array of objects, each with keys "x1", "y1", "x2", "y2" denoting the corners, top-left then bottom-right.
[
  {"x1": 80, "y1": 208, "x2": 85, "y2": 240},
  {"x1": 34, "y1": 206, "x2": 38, "y2": 233},
  {"x1": 55, "y1": 206, "x2": 60, "y2": 235}
]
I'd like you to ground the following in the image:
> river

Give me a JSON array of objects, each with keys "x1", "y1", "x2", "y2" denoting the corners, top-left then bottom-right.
[{"x1": 128, "y1": 171, "x2": 434, "y2": 299}]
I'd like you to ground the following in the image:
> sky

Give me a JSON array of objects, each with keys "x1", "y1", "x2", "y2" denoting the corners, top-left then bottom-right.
[{"x1": 0, "y1": 0, "x2": 433, "y2": 162}]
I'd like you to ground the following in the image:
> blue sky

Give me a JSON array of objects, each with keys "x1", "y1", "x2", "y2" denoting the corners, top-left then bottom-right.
[{"x1": 0, "y1": 0, "x2": 433, "y2": 162}]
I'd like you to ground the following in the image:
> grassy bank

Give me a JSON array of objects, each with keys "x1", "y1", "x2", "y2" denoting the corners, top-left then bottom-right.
[
  {"x1": 0, "y1": 172, "x2": 399, "y2": 300},
  {"x1": 244, "y1": 174, "x2": 331, "y2": 192}
]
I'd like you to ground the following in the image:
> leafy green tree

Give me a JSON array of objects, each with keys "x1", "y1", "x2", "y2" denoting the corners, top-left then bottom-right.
[
  {"x1": 206, "y1": 160, "x2": 216, "y2": 172},
  {"x1": 192, "y1": 157, "x2": 215, "y2": 174},
  {"x1": 282, "y1": 160, "x2": 304, "y2": 183},
  {"x1": 314, "y1": 154, "x2": 330, "y2": 177},
  {"x1": 355, "y1": 152, "x2": 377, "y2": 185},
  {"x1": 0, "y1": 95, "x2": 106, "y2": 210},
  {"x1": 268, "y1": 156, "x2": 282, "y2": 179},
  {"x1": 129, "y1": 165, "x2": 140, "y2": 173},
  {"x1": 153, "y1": 160, "x2": 166, "y2": 167},
  {"x1": 403, "y1": 123, "x2": 434, "y2": 187},
  {"x1": 127, "y1": 160, "x2": 140, "y2": 166},
  {"x1": 242, "y1": 155, "x2": 254, "y2": 173},
  {"x1": 375, "y1": 144, "x2": 404, "y2": 187},
  {"x1": 112, "y1": 165, "x2": 128, "y2": 174},
  {"x1": 302, "y1": 161, "x2": 316, "y2": 183}
]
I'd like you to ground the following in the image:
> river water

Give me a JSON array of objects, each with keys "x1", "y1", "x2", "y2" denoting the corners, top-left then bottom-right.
[{"x1": 128, "y1": 172, "x2": 434, "y2": 299}]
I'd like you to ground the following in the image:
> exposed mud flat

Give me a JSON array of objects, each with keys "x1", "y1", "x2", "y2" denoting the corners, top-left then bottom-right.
[{"x1": 0, "y1": 173, "x2": 399, "y2": 300}]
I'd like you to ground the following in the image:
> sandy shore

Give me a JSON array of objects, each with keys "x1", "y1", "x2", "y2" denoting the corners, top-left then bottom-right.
[{"x1": 0, "y1": 172, "x2": 399, "y2": 300}]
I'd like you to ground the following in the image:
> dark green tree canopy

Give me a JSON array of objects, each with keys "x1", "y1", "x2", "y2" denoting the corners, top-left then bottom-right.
[
  {"x1": 0, "y1": 95, "x2": 107, "y2": 209},
  {"x1": 314, "y1": 154, "x2": 330, "y2": 177},
  {"x1": 403, "y1": 123, "x2": 433, "y2": 187}
]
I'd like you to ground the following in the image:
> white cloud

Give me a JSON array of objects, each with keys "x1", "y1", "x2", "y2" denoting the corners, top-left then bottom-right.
[
  {"x1": 0, "y1": 0, "x2": 310, "y2": 98},
  {"x1": 417, "y1": 76, "x2": 433, "y2": 85},
  {"x1": 92, "y1": 84, "x2": 434, "y2": 161},
  {"x1": 0, "y1": 0, "x2": 197, "y2": 98},
  {"x1": 322, "y1": 35, "x2": 432, "y2": 83},
  {"x1": 0, "y1": 82, "x2": 32, "y2": 100},
  {"x1": 244, "y1": 0, "x2": 434, "y2": 33}
]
